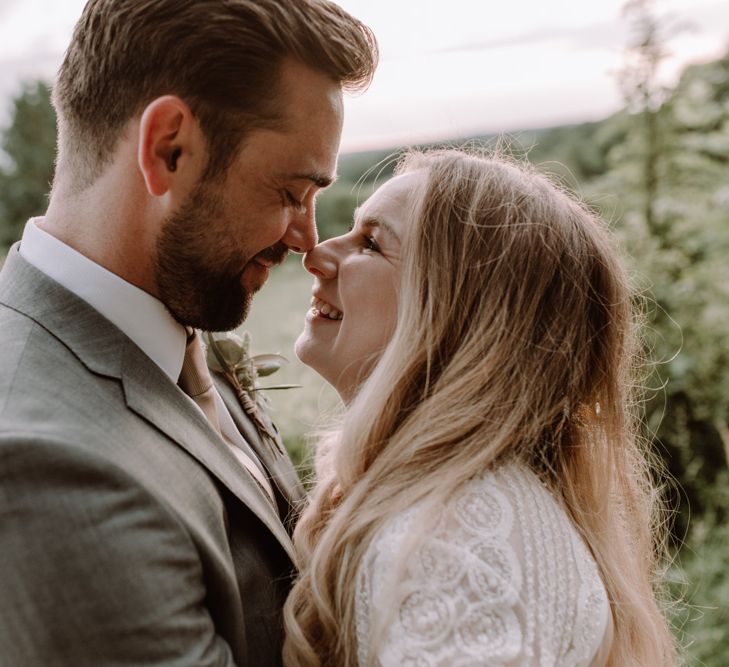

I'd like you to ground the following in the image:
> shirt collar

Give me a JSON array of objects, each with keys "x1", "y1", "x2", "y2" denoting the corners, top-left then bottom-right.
[{"x1": 19, "y1": 217, "x2": 187, "y2": 383}]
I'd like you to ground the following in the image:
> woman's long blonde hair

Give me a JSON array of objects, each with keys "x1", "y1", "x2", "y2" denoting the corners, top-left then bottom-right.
[{"x1": 284, "y1": 149, "x2": 676, "y2": 666}]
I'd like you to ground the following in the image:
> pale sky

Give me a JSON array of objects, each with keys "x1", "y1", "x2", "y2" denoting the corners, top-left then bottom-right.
[{"x1": 0, "y1": 0, "x2": 728, "y2": 152}]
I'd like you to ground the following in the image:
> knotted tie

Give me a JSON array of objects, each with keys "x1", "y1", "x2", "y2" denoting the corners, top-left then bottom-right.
[{"x1": 178, "y1": 330, "x2": 276, "y2": 506}]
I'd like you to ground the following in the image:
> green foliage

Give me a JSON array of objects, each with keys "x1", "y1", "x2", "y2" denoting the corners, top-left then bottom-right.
[
  {"x1": 517, "y1": 121, "x2": 614, "y2": 183},
  {"x1": 315, "y1": 183, "x2": 362, "y2": 241},
  {"x1": 316, "y1": 148, "x2": 400, "y2": 240},
  {"x1": 575, "y1": 35, "x2": 728, "y2": 662},
  {"x1": 0, "y1": 81, "x2": 56, "y2": 251},
  {"x1": 575, "y1": 52, "x2": 729, "y2": 543},
  {"x1": 669, "y1": 474, "x2": 729, "y2": 666},
  {"x1": 283, "y1": 434, "x2": 314, "y2": 485}
]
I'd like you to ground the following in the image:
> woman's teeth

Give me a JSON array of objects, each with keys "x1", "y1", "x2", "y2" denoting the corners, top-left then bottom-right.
[{"x1": 311, "y1": 297, "x2": 343, "y2": 320}]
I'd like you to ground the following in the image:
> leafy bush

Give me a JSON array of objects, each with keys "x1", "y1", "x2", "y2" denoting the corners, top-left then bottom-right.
[
  {"x1": 0, "y1": 81, "x2": 56, "y2": 250},
  {"x1": 669, "y1": 474, "x2": 729, "y2": 666}
]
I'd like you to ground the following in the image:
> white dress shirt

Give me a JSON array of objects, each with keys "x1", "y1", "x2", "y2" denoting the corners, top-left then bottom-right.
[
  {"x1": 21, "y1": 217, "x2": 188, "y2": 382},
  {"x1": 19, "y1": 218, "x2": 273, "y2": 498}
]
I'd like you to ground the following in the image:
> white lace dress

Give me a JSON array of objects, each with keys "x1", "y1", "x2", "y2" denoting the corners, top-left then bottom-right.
[{"x1": 355, "y1": 463, "x2": 612, "y2": 667}]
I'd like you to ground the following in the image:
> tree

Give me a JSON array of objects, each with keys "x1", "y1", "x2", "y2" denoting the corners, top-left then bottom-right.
[
  {"x1": 617, "y1": 0, "x2": 683, "y2": 235},
  {"x1": 0, "y1": 81, "x2": 57, "y2": 252},
  {"x1": 591, "y1": 4, "x2": 729, "y2": 540}
]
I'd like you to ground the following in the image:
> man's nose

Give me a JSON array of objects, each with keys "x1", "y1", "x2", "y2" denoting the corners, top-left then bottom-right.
[{"x1": 281, "y1": 206, "x2": 318, "y2": 254}]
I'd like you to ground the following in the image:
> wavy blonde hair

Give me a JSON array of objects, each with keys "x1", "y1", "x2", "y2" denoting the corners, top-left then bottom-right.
[{"x1": 284, "y1": 149, "x2": 676, "y2": 666}]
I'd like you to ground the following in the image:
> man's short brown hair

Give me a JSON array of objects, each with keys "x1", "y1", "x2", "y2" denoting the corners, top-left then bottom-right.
[{"x1": 53, "y1": 0, "x2": 377, "y2": 188}]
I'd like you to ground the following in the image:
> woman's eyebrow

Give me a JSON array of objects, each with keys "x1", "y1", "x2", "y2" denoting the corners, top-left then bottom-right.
[{"x1": 352, "y1": 207, "x2": 400, "y2": 241}]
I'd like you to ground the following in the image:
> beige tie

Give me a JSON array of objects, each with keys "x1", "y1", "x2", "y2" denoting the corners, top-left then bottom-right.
[{"x1": 178, "y1": 330, "x2": 276, "y2": 506}]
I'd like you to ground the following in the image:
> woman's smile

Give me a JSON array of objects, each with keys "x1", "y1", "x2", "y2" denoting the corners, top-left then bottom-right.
[{"x1": 310, "y1": 296, "x2": 343, "y2": 321}]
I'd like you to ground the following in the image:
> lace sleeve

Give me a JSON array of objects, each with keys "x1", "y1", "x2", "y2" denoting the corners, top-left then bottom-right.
[{"x1": 355, "y1": 465, "x2": 611, "y2": 667}]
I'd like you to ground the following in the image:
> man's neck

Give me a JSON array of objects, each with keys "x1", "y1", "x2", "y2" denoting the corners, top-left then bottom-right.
[{"x1": 43, "y1": 181, "x2": 158, "y2": 295}]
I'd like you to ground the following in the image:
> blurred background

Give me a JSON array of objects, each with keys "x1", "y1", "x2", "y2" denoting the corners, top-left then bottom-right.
[{"x1": 0, "y1": 0, "x2": 727, "y2": 662}]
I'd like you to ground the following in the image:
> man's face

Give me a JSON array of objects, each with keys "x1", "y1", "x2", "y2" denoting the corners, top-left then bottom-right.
[{"x1": 154, "y1": 61, "x2": 343, "y2": 331}]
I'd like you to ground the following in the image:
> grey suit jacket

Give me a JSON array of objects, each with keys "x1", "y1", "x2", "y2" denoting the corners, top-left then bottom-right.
[{"x1": 0, "y1": 246, "x2": 306, "y2": 667}]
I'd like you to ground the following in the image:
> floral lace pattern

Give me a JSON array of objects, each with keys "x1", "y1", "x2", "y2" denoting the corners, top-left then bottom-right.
[{"x1": 355, "y1": 464, "x2": 610, "y2": 667}]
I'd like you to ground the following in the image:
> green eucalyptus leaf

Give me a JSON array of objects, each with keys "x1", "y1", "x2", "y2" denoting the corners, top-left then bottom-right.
[
  {"x1": 203, "y1": 331, "x2": 299, "y2": 394},
  {"x1": 203, "y1": 331, "x2": 228, "y2": 373},
  {"x1": 205, "y1": 331, "x2": 249, "y2": 373},
  {"x1": 214, "y1": 338, "x2": 248, "y2": 366},
  {"x1": 251, "y1": 353, "x2": 289, "y2": 377},
  {"x1": 250, "y1": 384, "x2": 302, "y2": 391},
  {"x1": 204, "y1": 332, "x2": 230, "y2": 373}
]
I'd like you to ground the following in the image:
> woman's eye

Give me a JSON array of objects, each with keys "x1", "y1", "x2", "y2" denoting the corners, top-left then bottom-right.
[{"x1": 363, "y1": 235, "x2": 380, "y2": 252}]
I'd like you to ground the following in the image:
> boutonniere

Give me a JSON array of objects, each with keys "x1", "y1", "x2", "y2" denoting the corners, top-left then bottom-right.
[{"x1": 204, "y1": 331, "x2": 299, "y2": 456}]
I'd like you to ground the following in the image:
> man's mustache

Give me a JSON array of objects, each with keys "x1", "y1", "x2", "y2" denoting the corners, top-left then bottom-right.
[{"x1": 256, "y1": 242, "x2": 289, "y2": 267}]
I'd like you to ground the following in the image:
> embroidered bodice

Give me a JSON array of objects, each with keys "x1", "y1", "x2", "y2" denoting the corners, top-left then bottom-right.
[{"x1": 355, "y1": 463, "x2": 611, "y2": 667}]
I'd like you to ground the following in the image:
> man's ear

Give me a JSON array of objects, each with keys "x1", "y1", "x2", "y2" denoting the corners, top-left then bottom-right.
[{"x1": 137, "y1": 96, "x2": 203, "y2": 197}]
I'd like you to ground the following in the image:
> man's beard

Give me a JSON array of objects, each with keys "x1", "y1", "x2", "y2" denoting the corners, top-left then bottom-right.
[{"x1": 153, "y1": 178, "x2": 284, "y2": 331}]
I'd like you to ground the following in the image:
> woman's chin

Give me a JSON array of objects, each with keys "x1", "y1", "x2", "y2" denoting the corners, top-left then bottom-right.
[
  {"x1": 293, "y1": 331, "x2": 310, "y2": 365},
  {"x1": 294, "y1": 332, "x2": 326, "y2": 375},
  {"x1": 295, "y1": 313, "x2": 338, "y2": 366}
]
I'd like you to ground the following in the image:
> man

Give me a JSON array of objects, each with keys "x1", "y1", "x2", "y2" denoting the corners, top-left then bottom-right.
[{"x1": 0, "y1": 1, "x2": 376, "y2": 665}]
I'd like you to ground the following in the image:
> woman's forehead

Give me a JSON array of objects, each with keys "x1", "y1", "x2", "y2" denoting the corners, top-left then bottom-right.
[{"x1": 356, "y1": 171, "x2": 424, "y2": 236}]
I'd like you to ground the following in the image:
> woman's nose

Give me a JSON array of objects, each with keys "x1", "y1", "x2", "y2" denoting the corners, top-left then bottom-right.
[{"x1": 303, "y1": 238, "x2": 339, "y2": 279}]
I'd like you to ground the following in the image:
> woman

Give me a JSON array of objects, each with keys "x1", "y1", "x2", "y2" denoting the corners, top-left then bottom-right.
[{"x1": 284, "y1": 150, "x2": 676, "y2": 666}]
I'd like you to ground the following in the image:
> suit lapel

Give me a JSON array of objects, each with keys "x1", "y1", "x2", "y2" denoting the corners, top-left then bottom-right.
[
  {"x1": 214, "y1": 376, "x2": 307, "y2": 527},
  {"x1": 0, "y1": 247, "x2": 296, "y2": 563},
  {"x1": 121, "y1": 343, "x2": 296, "y2": 562}
]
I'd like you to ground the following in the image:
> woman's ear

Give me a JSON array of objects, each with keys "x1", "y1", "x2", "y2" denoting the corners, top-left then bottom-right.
[{"x1": 137, "y1": 95, "x2": 203, "y2": 197}]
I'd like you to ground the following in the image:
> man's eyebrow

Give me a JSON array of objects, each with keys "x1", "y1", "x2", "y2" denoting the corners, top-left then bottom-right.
[
  {"x1": 288, "y1": 172, "x2": 336, "y2": 188},
  {"x1": 353, "y1": 208, "x2": 400, "y2": 241}
]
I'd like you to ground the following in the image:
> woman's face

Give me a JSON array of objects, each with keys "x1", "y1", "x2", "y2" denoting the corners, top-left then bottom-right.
[{"x1": 295, "y1": 171, "x2": 422, "y2": 402}]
